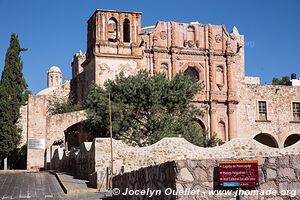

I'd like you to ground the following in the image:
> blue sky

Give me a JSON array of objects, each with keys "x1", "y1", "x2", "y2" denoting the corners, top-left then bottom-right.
[{"x1": 0, "y1": 0, "x2": 299, "y2": 93}]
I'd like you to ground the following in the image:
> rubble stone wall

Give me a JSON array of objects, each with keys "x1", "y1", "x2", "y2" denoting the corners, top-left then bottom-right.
[
  {"x1": 237, "y1": 84, "x2": 300, "y2": 146},
  {"x1": 113, "y1": 155, "x2": 300, "y2": 200},
  {"x1": 51, "y1": 137, "x2": 300, "y2": 192}
]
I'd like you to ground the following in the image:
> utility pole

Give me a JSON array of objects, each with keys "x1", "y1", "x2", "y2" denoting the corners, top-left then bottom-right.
[{"x1": 108, "y1": 92, "x2": 114, "y2": 189}]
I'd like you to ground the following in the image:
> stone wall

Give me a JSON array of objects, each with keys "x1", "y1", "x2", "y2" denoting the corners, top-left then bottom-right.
[
  {"x1": 237, "y1": 84, "x2": 300, "y2": 147},
  {"x1": 93, "y1": 137, "x2": 300, "y2": 176},
  {"x1": 26, "y1": 95, "x2": 48, "y2": 170},
  {"x1": 50, "y1": 137, "x2": 300, "y2": 192},
  {"x1": 113, "y1": 161, "x2": 178, "y2": 200},
  {"x1": 113, "y1": 155, "x2": 300, "y2": 200},
  {"x1": 46, "y1": 110, "x2": 87, "y2": 148},
  {"x1": 19, "y1": 105, "x2": 28, "y2": 147},
  {"x1": 51, "y1": 142, "x2": 95, "y2": 179},
  {"x1": 25, "y1": 91, "x2": 86, "y2": 169}
]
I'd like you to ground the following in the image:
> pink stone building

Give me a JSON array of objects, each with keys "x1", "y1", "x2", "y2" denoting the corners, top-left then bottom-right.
[
  {"x1": 70, "y1": 9, "x2": 300, "y2": 147},
  {"x1": 21, "y1": 9, "x2": 300, "y2": 170}
]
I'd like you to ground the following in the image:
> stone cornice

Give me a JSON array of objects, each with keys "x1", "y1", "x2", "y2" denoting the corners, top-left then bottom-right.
[{"x1": 144, "y1": 47, "x2": 235, "y2": 57}]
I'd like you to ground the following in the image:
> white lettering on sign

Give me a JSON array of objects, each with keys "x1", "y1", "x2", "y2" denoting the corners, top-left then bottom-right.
[{"x1": 28, "y1": 139, "x2": 45, "y2": 149}]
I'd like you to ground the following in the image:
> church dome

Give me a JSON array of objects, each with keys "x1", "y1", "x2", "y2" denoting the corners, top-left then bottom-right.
[{"x1": 48, "y1": 66, "x2": 62, "y2": 73}]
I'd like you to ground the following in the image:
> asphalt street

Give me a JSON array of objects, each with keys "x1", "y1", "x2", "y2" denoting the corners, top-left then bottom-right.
[{"x1": 0, "y1": 172, "x2": 107, "y2": 200}]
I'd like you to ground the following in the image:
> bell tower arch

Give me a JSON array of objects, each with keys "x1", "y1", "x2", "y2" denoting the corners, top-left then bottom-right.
[{"x1": 85, "y1": 9, "x2": 142, "y2": 59}]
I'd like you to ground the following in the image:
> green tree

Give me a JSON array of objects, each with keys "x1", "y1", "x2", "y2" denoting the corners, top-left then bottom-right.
[
  {"x1": 0, "y1": 33, "x2": 28, "y2": 160},
  {"x1": 272, "y1": 76, "x2": 290, "y2": 86},
  {"x1": 85, "y1": 70, "x2": 218, "y2": 147},
  {"x1": 47, "y1": 96, "x2": 83, "y2": 115}
]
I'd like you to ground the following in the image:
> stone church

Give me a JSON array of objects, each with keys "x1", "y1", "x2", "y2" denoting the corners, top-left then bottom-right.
[{"x1": 20, "y1": 9, "x2": 300, "y2": 169}]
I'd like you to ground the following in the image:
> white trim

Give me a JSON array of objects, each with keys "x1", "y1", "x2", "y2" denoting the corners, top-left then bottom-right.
[
  {"x1": 257, "y1": 100, "x2": 268, "y2": 121},
  {"x1": 291, "y1": 101, "x2": 300, "y2": 121}
]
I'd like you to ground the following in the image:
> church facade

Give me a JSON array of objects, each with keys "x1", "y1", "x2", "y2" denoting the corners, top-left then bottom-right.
[
  {"x1": 69, "y1": 9, "x2": 300, "y2": 147},
  {"x1": 21, "y1": 9, "x2": 300, "y2": 169}
]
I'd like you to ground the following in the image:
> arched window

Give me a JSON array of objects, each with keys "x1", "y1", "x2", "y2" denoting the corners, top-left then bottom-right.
[
  {"x1": 217, "y1": 121, "x2": 226, "y2": 141},
  {"x1": 184, "y1": 66, "x2": 199, "y2": 81},
  {"x1": 253, "y1": 133, "x2": 279, "y2": 148},
  {"x1": 54, "y1": 75, "x2": 59, "y2": 86},
  {"x1": 187, "y1": 26, "x2": 195, "y2": 42},
  {"x1": 194, "y1": 119, "x2": 206, "y2": 131},
  {"x1": 107, "y1": 18, "x2": 118, "y2": 42},
  {"x1": 284, "y1": 134, "x2": 300, "y2": 147},
  {"x1": 123, "y1": 18, "x2": 130, "y2": 43}
]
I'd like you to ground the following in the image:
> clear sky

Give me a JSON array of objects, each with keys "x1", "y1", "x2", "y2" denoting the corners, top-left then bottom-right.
[{"x1": 0, "y1": 0, "x2": 299, "y2": 93}]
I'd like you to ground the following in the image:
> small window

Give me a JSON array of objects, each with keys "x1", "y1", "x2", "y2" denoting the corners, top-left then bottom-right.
[
  {"x1": 123, "y1": 18, "x2": 130, "y2": 43},
  {"x1": 184, "y1": 67, "x2": 199, "y2": 81},
  {"x1": 292, "y1": 102, "x2": 300, "y2": 121},
  {"x1": 107, "y1": 18, "x2": 118, "y2": 42},
  {"x1": 258, "y1": 101, "x2": 267, "y2": 121}
]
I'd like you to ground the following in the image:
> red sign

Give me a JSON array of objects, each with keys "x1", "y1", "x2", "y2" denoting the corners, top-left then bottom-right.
[{"x1": 218, "y1": 160, "x2": 259, "y2": 187}]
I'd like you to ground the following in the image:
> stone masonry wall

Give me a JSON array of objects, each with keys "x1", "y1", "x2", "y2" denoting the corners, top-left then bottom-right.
[
  {"x1": 19, "y1": 105, "x2": 28, "y2": 147},
  {"x1": 237, "y1": 83, "x2": 300, "y2": 147},
  {"x1": 51, "y1": 137, "x2": 300, "y2": 192},
  {"x1": 113, "y1": 155, "x2": 300, "y2": 200},
  {"x1": 26, "y1": 95, "x2": 47, "y2": 170},
  {"x1": 51, "y1": 142, "x2": 95, "y2": 180},
  {"x1": 93, "y1": 137, "x2": 300, "y2": 176}
]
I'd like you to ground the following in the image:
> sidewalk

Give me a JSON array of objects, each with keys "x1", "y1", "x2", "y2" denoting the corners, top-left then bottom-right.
[
  {"x1": 51, "y1": 171, "x2": 97, "y2": 194},
  {"x1": 51, "y1": 171, "x2": 112, "y2": 199}
]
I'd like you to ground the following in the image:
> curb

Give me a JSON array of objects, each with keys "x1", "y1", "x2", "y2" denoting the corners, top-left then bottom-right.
[
  {"x1": 49, "y1": 171, "x2": 97, "y2": 195},
  {"x1": 0, "y1": 170, "x2": 37, "y2": 175},
  {"x1": 49, "y1": 171, "x2": 68, "y2": 194}
]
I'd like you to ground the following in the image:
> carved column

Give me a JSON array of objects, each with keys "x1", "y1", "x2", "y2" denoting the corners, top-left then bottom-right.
[
  {"x1": 118, "y1": 15, "x2": 123, "y2": 43},
  {"x1": 171, "y1": 22, "x2": 176, "y2": 47},
  {"x1": 228, "y1": 104, "x2": 237, "y2": 140},
  {"x1": 226, "y1": 57, "x2": 236, "y2": 100},
  {"x1": 210, "y1": 102, "x2": 217, "y2": 137},
  {"x1": 153, "y1": 51, "x2": 159, "y2": 74},
  {"x1": 171, "y1": 51, "x2": 177, "y2": 77},
  {"x1": 150, "y1": 54, "x2": 154, "y2": 75},
  {"x1": 209, "y1": 54, "x2": 215, "y2": 96}
]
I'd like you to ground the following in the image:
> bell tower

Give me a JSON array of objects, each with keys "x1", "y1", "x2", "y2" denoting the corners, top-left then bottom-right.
[
  {"x1": 85, "y1": 9, "x2": 142, "y2": 60},
  {"x1": 74, "y1": 9, "x2": 144, "y2": 100},
  {"x1": 47, "y1": 66, "x2": 62, "y2": 88}
]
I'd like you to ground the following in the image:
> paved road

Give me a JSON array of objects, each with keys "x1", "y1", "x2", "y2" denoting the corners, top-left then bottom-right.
[{"x1": 0, "y1": 172, "x2": 107, "y2": 200}]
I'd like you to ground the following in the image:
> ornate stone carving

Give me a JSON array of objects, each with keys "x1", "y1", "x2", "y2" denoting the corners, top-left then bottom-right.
[
  {"x1": 160, "y1": 31, "x2": 167, "y2": 40},
  {"x1": 160, "y1": 63, "x2": 168, "y2": 76},
  {"x1": 217, "y1": 84, "x2": 224, "y2": 91},
  {"x1": 210, "y1": 108, "x2": 217, "y2": 114},
  {"x1": 215, "y1": 34, "x2": 222, "y2": 43},
  {"x1": 184, "y1": 40, "x2": 195, "y2": 48},
  {"x1": 196, "y1": 40, "x2": 200, "y2": 48},
  {"x1": 228, "y1": 109, "x2": 235, "y2": 114}
]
